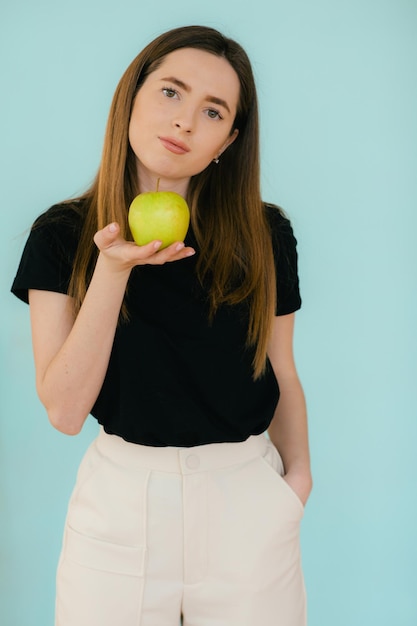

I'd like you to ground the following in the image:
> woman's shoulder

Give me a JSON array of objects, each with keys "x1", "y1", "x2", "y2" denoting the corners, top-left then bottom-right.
[
  {"x1": 263, "y1": 202, "x2": 291, "y2": 229},
  {"x1": 33, "y1": 198, "x2": 87, "y2": 233},
  {"x1": 263, "y1": 202, "x2": 298, "y2": 247},
  {"x1": 11, "y1": 199, "x2": 89, "y2": 304},
  {"x1": 263, "y1": 203, "x2": 301, "y2": 312},
  {"x1": 26, "y1": 198, "x2": 89, "y2": 270}
]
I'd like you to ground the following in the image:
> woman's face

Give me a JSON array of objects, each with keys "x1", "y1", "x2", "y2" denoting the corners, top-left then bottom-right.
[{"x1": 128, "y1": 47, "x2": 240, "y2": 196}]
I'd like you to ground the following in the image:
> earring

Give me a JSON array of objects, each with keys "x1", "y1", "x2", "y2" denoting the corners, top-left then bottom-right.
[{"x1": 213, "y1": 157, "x2": 220, "y2": 164}]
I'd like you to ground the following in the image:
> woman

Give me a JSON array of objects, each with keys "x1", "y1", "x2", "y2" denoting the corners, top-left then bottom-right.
[{"x1": 12, "y1": 25, "x2": 312, "y2": 626}]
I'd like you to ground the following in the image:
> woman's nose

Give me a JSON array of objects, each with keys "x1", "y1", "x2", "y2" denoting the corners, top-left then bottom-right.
[{"x1": 172, "y1": 107, "x2": 194, "y2": 132}]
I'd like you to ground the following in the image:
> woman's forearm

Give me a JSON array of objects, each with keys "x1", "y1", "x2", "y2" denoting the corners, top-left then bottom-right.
[
  {"x1": 267, "y1": 375, "x2": 312, "y2": 504},
  {"x1": 32, "y1": 254, "x2": 131, "y2": 434},
  {"x1": 266, "y1": 314, "x2": 312, "y2": 505}
]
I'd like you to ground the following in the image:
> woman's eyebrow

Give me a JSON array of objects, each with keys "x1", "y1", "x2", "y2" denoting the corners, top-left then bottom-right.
[{"x1": 160, "y1": 76, "x2": 231, "y2": 113}]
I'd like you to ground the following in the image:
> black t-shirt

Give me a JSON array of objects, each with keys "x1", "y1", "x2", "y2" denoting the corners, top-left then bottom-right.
[{"x1": 11, "y1": 201, "x2": 302, "y2": 447}]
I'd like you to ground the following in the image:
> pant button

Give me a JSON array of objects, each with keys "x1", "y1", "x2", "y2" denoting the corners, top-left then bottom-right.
[{"x1": 186, "y1": 454, "x2": 200, "y2": 470}]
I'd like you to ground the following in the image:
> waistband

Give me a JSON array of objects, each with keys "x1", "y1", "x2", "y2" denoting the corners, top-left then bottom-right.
[{"x1": 95, "y1": 427, "x2": 271, "y2": 475}]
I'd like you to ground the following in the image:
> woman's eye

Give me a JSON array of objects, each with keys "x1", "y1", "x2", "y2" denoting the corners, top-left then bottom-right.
[
  {"x1": 206, "y1": 109, "x2": 223, "y2": 120},
  {"x1": 162, "y1": 87, "x2": 178, "y2": 98}
]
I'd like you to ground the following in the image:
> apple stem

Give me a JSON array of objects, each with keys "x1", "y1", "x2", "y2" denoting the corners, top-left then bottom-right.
[{"x1": 156, "y1": 178, "x2": 160, "y2": 192}]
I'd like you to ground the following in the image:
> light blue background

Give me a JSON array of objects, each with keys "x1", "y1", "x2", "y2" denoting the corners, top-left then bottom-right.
[{"x1": 1, "y1": 1, "x2": 416, "y2": 625}]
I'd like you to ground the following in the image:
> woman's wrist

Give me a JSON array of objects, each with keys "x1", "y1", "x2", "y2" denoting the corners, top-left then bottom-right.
[
  {"x1": 95, "y1": 249, "x2": 134, "y2": 280},
  {"x1": 283, "y1": 468, "x2": 313, "y2": 506}
]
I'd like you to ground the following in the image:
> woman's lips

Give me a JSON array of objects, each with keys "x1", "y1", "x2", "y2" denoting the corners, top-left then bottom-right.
[{"x1": 159, "y1": 136, "x2": 190, "y2": 155}]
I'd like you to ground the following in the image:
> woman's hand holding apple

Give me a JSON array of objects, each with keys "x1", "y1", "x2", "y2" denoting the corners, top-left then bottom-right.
[{"x1": 93, "y1": 222, "x2": 195, "y2": 275}]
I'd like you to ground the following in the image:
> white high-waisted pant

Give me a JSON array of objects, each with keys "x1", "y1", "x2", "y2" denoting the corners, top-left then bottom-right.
[{"x1": 55, "y1": 427, "x2": 306, "y2": 626}]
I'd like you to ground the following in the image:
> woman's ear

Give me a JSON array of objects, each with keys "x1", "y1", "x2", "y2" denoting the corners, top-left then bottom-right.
[
  {"x1": 222, "y1": 128, "x2": 239, "y2": 154},
  {"x1": 213, "y1": 129, "x2": 239, "y2": 163}
]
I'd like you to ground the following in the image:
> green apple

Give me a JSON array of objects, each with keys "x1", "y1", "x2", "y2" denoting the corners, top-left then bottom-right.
[{"x1": 128, "y1": 190, "x2": 190, "y2": 249}]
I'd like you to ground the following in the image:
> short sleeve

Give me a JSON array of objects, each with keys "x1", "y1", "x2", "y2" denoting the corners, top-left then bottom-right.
[
  {"x1": 11, "y1": 204, "x2": 82, "y2": 304},
  {"x1": 265, "y1": 203, "x2": 302, "y2": 316}
]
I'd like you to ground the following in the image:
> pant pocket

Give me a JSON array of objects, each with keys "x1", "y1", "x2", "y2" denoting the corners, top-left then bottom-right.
[
  {"x1": 64, "y1": 525, "x2": 147, "y2": 575},
  {"x1": 261, "y1": 440, "x2": 305, "y2": 517},
  {"x1": 56, "y1": 526, "x2": 147, "y2": 626},
  {"x1": 66, "y1": 450, "x2": 150, "y2": 547}
]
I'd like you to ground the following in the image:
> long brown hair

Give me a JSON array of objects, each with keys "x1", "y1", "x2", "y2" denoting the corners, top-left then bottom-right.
[{"x1": 68, "y1": 25, "x2": 276, "y2": 379}]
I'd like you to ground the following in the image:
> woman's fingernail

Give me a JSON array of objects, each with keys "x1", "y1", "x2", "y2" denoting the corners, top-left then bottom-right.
[
  {"x1": 175, "y1": 243, "x2": 185, "y2": 252},
  {"x1": 153, "y1": 240, "x2": 162, "y2": 249},
  {"x1": 109, "y1": 223, "x2": 117, "y2": 233}
]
